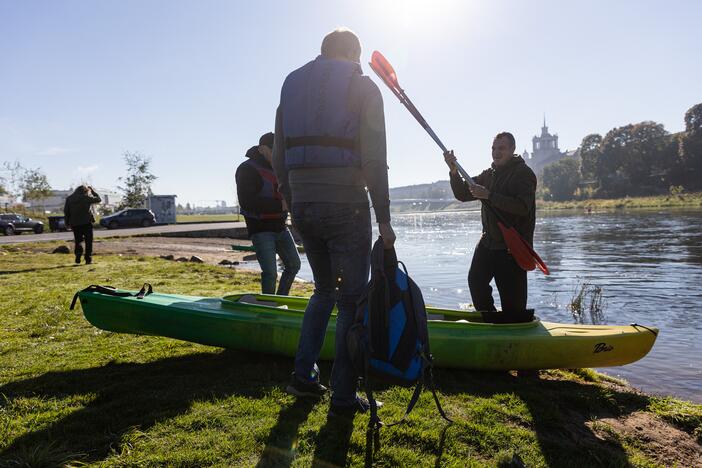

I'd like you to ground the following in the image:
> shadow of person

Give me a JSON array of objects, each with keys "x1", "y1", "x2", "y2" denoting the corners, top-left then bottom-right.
[
  {"x1": 256, "y1": 398, "x2": 317, "y2": 467},
  {"x1": 0, "y1": 264, "x2": 74, "y2": 276},
  {"x1": 437, "y1": 369, "x2": 650, "y2": 467},
  {"x1": 362, "y1": 411, "x2": 454, "y2": 468},
  {"x1": 310, "y1": 414, "x2": 354, "y2": 467},
  {"x1": 0, "y1": 350, "x2": 289, "y2": 466}
]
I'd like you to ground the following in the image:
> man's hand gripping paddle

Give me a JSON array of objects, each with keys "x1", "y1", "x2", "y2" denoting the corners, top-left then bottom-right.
[{"x1": 369, "y1": 51, "x2": 549, "y2": 275}]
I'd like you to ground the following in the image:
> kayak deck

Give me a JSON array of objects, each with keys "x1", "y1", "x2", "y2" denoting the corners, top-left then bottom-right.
[{"x1": 76, "y1": 290, "x2": 658, "y2": 370}]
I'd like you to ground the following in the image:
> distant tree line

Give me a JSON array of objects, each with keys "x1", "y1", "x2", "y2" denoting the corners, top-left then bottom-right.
[
  {"x1": 540, "y1": 102, "x2": 702, "y2": 200},
  {"x1": 0, "y1": 161, "x2": 52, "y2": 208}
]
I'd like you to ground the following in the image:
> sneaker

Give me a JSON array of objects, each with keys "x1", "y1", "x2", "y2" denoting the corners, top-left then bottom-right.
[
  {"x1": 328, "y1": 396, "x2": 383, "y2": 419},
  {"x1": 285, "y1": 375, "x2": 327, "y2": 398}
]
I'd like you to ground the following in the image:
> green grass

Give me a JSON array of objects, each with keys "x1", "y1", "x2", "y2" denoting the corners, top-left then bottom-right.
[
  {"x1": 176, "y1": 214, "x2": 242, "y2": 223},
  {"x1": 1, "y1": 244, "x2": 700, "y2": 467},
  {"x1": 537, "y1": 191, "x2": 702, "y2": 211}
]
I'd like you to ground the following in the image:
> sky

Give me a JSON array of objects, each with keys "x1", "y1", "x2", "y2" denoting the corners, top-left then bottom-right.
[{"x1": 1, "y1": 0, "x2": 700, "y2": 206}]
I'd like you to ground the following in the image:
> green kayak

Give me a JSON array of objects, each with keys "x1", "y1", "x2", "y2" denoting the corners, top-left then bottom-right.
[{"x1": 73, "y1": 287, "x2": 658, "y2": 370}]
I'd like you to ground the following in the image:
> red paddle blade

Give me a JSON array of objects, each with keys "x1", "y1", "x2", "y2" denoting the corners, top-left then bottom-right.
[
  {"x1": 498, "y1": 223, "x2": 550, "y2": 275},
  {"x1": 370, "y1": 50, "x2": 400, "y2": 90}
]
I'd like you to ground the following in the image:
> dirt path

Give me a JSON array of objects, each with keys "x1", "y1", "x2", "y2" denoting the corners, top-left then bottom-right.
[{"x1": 47, "y1": 236, "x2": 262, "y2": 268}]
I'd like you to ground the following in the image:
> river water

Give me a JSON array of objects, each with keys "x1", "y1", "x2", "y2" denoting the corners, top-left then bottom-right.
[{"x1": 293, "y1": 209, "x2": 702, "y2": 403}]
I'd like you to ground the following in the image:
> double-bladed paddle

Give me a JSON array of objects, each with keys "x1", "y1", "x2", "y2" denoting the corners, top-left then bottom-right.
[{"x1": 369, "y1": 50, "x2": 549, "y2": 275}]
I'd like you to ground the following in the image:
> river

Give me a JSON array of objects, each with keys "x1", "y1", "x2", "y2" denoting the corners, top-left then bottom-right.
[{"x1": 293, "y1": 208, "x2": 702, "y2": 403}]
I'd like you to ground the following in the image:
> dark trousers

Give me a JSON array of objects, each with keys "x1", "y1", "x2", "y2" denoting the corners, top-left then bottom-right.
[
  {"x1": 468, "y1": 243, "x2": 527, "y2": 313},
  {"x1": 72, "y1": 224, "x2": 94, "y2": 260},
  {"x1": 291, "y1": 202, "x2": 371, "y2": 407}
]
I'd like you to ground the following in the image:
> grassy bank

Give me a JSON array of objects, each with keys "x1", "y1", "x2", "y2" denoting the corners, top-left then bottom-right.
[
  {"x1": 1, "y1": 244, "x2": 700, "y2": 466},
  {"x1": 537, "y1": 192, "x2": 702, "y2": 211}
]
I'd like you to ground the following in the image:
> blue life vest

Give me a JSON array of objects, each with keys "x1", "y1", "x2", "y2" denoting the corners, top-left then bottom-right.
[
  {"x1": 239, "y1": 157, "x2": 285, "y2": 221},
  {"x1": 280, "y1": 55, "x2": 362, "y2": 169}
]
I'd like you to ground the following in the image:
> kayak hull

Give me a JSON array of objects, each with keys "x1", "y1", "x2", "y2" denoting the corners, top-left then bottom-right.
[{"x1": 76, "y1": 290, "x2": 658, "y2": 370}]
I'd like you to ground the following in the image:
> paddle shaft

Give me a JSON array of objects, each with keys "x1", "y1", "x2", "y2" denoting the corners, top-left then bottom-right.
[
  {"x1": 369, "y1": 53, "x2": 549, "y2": 273},
  {"x1": 390, "y1": 87, "x2": 524, "y2": 227}
]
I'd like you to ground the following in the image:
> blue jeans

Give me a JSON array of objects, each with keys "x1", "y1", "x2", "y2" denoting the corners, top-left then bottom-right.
[
  {"x1": 251, "y1": 228, "x2": 301, "y2": 296},
  {"x1": 291, "y1": 202, "x2": 372, "y2": 406}
]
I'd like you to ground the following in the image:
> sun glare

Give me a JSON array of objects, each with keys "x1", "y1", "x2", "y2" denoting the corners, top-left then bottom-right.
[{"x1": 368, "y1": 0, "x2": 471, "y2": 33}]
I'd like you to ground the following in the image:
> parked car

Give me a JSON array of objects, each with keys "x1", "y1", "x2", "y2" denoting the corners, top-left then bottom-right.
[
  {"x1": 0, "y1": 213, "x2": 45, "y2": 235},
  {"x1": 100, "y1": 208, "x2": 156, "y2": 229}
]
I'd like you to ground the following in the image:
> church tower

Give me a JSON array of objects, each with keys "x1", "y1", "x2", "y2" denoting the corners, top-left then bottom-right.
[{"x1": 531, "y1": 115, "x2": 561, "y2": 163}]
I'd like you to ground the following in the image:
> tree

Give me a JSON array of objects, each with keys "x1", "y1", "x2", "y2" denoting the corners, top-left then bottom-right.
[
  {"x1": 21, "y1": 168, "x2": 52, "y2": 211},
  {"x1": 542, "y1": 157, "x2": 581, "y2": 201},
  {"x1": 678, "y1": 103, "x2": 702, "y2": 189},
  {"x1": 596, "y1": 122, "x2": 671, "y2": 196},
  {"x1": 1, "y1": 161, "x2": 25, "y2": 201},
  {"x1": 624, "y1": 122, "x2": 671, "y2": 190},
  {"x1": 117, "y1": 151, "x2": 157, "y2": 209},
  {"x1": 579, "y1": 133, "x2": 602, "y2": 182}
]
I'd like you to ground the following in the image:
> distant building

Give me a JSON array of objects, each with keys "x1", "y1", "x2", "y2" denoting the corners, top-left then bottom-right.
[
  {"x1": 25, "y1": 187, "x2": 123, "y2": 213},
  {"x1": 0, "y1": 194, "x2": 17, "y2": 209},
  {"x1": 523, "y1": 117, "x2": 578, "y2": 176}
]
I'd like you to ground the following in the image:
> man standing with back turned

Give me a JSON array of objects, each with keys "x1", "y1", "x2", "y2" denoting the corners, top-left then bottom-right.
[
  {"x1": 444, "y1": 132, "x2": 536, "y2": 321},
  {"x1": 273, "y1": 28, "x2": 395, "y2": 418}
]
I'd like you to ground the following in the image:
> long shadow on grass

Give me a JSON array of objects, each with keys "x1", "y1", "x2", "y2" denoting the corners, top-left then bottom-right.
[
  {"x1": 310, "y1": 415, "x2": 354, "y2": 467},
  {"x1": 256, "y1": 398, "x2": 317, "y2": 467},
  {"x1": 0, "y1": 264, "x2": 75, "y2": 275},
  {"x1": 0, "y1": 350, "x2": 290, "y2": 465},
  {"x1": 438, "y1": 370, "x2": 650, "y2": 467}
]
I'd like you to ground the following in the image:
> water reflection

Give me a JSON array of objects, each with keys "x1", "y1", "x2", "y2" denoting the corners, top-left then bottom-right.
[{"x1": 295, "y1": 209, "x2": 702, "y2": 402}]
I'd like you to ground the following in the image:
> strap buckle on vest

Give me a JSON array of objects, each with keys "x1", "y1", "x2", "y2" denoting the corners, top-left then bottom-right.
[{"x1": 285, "y1": 136, "x2": 357, "y2": 150}]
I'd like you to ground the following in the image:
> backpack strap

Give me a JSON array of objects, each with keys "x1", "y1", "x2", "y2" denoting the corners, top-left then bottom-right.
[
  {"x1": 70, "y1": 283, "x2": 153, "y2": 310},
  {"x1": 384, "y1": 379, "x2": 424, "y2": 427},
  {"x1": 425, "y1": 355, "x2": 453, "y2": 423}
]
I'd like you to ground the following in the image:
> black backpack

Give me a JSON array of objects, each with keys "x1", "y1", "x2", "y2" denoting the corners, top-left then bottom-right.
[{"x1": 347, "y1": 237, "x2": 451, "y2": 429}]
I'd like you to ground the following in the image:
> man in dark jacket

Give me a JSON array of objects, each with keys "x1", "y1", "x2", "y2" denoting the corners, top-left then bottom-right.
[
  {"x1": 272, "y1": 28, "x2": 395, "y2": 418},
  {"x1": 236, "y1": 132, "x2": 301, "y2": 295},
  {"x1": 444, "y1": 132, "x2": 536, "y2": 318},
  {"x1": 64, "y1": 185, "x2": 101, "y2": 264}
]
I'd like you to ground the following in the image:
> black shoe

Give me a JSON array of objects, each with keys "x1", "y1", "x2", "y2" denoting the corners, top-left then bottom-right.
[
  {"x1": 328, "y1": 396, "x2": 383, "y2": 419},
  {"x1": 285, "y1": 375, "x2": 327, "y2": 398},
  {"x1": 85, "y1": 257, "x2": 92, "y2": 265},
  {"x1": 75, "y1": 255, "x2": 81, "y2": 264}
]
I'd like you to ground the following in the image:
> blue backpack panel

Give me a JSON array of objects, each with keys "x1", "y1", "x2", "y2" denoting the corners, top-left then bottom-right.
[{"x1": 347, "y1": 237, "x2": 451, "y2": 428}]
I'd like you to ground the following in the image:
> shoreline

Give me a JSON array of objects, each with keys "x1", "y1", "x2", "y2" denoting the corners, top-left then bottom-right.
[{"x1": 388, "y1": 191, "x2": 702, "y2": 215}]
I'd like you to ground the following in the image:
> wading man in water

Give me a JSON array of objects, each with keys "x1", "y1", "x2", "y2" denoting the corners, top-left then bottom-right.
[{"x1": 444, "y1": 132, "x2": 536, "y2": 321}]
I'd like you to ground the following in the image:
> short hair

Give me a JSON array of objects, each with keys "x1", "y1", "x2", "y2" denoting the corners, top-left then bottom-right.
[
  {"x1": 73, "y1": 185, "x2": 89, "y2": 196},
  {"x1": 321, "y1": 27, "x2": 361, "y2": 61},
  {"x1": 259, "y1": 132, "x2": 274, "y2": 148},
  {"x1": 494, "y1": 132, "x2": 516, "y2": 149}
]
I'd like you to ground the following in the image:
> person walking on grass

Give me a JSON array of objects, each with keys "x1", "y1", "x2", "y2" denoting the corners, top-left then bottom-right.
[
  {"x1": 444, "y1": 132, "x2": 537, "y2": 321},
  {"x1": 64, "y1": 185, "x2": 101, "y2": 265},
  {"x1": 236, "y1": 132, "x2": 301, "y2": 296},
  {"x1": 272, "y1": 27, "x2": 396, "y2": 419}
]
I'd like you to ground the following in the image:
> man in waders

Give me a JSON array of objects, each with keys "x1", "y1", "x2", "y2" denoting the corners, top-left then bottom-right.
[
  {"x1": 236, "y1": 132, "x2": 301, "y2": 296},
  {"x1": 273, "y1": 28, "x2": 396, "y2": 418},
  {"x1": 444, "y1": 132, "x2": 536, "y2": 321}
]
